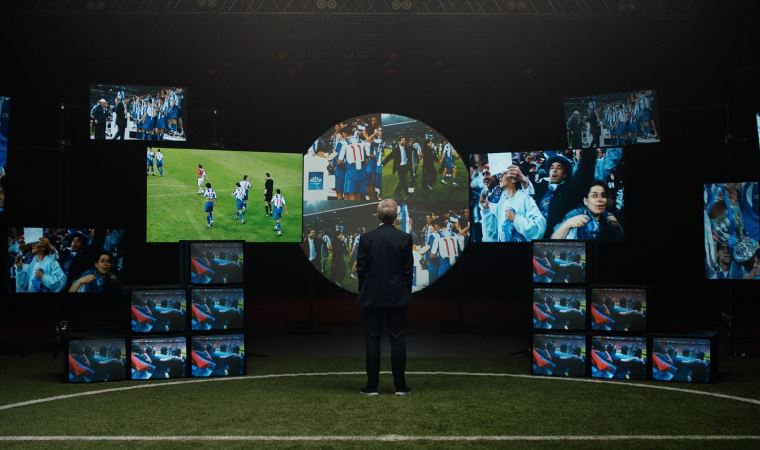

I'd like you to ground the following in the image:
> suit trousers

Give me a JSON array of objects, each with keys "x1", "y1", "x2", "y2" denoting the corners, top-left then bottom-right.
[{"x1": 363, "y1": 306, "x2": 407, "y2": 390}]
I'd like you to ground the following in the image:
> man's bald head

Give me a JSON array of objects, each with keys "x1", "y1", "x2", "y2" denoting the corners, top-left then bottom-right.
[{"x1": 377, "y1": 199, "x2": 398, "y2": 225}]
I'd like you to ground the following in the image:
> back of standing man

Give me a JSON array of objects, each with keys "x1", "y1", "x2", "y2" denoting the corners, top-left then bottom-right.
[{"x1": 357, "y1": 199, "x2": 413, "y2": 396}]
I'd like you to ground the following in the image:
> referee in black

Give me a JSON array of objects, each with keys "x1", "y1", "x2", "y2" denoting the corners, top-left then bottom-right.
[{"x1": 264, "y1": 172, "x2": 274, "y2": 216}]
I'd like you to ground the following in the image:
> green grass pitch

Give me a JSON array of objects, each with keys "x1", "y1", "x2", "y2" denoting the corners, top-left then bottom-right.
[
  {"x1": 1, "y1": 354, "x2": 760, "y2": 449},
  {"x1": 146, "y1": 148, "x2": 302, "y2": 242}
]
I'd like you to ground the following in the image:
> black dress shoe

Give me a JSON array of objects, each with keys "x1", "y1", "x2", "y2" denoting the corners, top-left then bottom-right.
[
  {"x1": 394, "y1": 386, "x2": 411, "y2": 396},
  {"x1": 360, "y1": 386, "x2": 379, "y2": 396}
]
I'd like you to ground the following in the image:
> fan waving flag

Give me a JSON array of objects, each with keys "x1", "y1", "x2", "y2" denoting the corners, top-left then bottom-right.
[
  {"x1": 591, "y1": 349, "x2": 617, "y2": 372},
  {"x1": 533, "y1": 304, "x2": 555, "y2": 322},
  {"x1": 130, "y1": 355, "x2": 155, "y2": 373},
  {"x1": 191, "y1": 257, "x2": 215, "y2": 283},
  {"x1": 591, "y1": 304, "x2": 615, "y2": 326},
  {"x1": 653, "y1": 352, "x2": 677, "y2": 372},
  {"x1": 192, "y1": 351, "x2": 217, "y2": 370},
  {"x1": 192, "y1": 304, "x2": 216, "y2": 324},
  {"x1": 69, "y1": 355, "x2": 96, "y2": 378},
  {"x1": 131, "y1": 305, "x2": 157, "y2": 325},
  {"x1": 533, "y1": 257, "x2": 555, "y2": 277},
  {"x1": 532, "y1": 349, "x2": 556, "y2": 369}
]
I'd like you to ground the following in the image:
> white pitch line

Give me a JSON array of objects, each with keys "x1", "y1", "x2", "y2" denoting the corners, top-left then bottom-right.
[
  {"x1": 1, "y1": 371, "x2": 759, "y2": 414},
  {"x1": 0, "y1": 435, "x2": 759, "y2": 442}
]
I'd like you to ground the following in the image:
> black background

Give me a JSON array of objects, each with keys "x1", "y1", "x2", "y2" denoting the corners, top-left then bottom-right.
[{"x1": 1, "y1": 2, "x2": 759, "y2": 353}]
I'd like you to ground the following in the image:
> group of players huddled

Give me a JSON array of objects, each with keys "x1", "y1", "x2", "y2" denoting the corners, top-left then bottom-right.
[
  {"x1": 308, "y1": 115, "x2": 460, "y2": 200},
  {"x1": 470, "y1": 147, "x2": 624, "y2": 243}
]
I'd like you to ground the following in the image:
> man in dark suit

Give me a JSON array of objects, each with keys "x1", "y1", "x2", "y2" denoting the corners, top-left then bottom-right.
[
  {"x1": 566, "y1": 110, "x2": 584, "y2": 149},
  {"x1": 91, "y1": 99, "x2": 110, "y2": 140},
  {"x1": 357, "y1": 199, "x2": 413, "y2": 396},
  {"x1": 382, "y1": 137, "x2": 412, "y2": 198},
  {"x1": 112, "y1": 97, "x2": 129, "y2": 140}
]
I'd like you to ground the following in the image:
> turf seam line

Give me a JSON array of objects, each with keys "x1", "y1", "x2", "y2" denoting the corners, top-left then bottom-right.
[{"x1": 1, "y1": 435, "x2": 760, "y2": 442}]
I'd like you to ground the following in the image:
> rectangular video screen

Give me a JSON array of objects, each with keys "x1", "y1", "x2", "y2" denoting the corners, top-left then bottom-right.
[
  {"x1": 191, "y1": 287, "x2": 245, "y2": 331},
  {"x1": 191, "y1": 334, "x2": 246, "y2": 378},
  {"x1": 68, "y1": 338, "x2": 126, "y2": 383},
  {"x1": 590, "y1": 287, "x2": 647, "y2": 332},
  {"x1": 563, "y1": 88, "x2": 659, "y2": 148},
  {"x1": 130, "y1": 336, "x2": 187, "y2": 380},
  {"x1": 532, "y1": 241, "x2": 587, "y2": 284},
  {"x1": 652, "y1": 337, "x2": 711, "y2": 383},
  {"x1": 0, "y1": 96, "x2": 8, "y2": 213},
  {"x1": 704, "y1": 183, "x2": 760, "y2": 280},
  {"x1": 8, "y1": 227, "x2": 126, "y2": 294},
  {"x1": 591, "y1": 335, "x2": 647, "y2": 380},
  {"x1": 189, "y1": 241, "x2": 244, "y2": 285},
  {"x1": 532, "y1": 333, "x2": 586, "y2": 377},
  {"x1": 131, "y1": 289, "x2": 187, "y2": 333},
  {"x1": 468, "y1": 149, "x2": 625, "y2": 243},
  {"x1": 89, "y1": 83, "x2": 186, "y2": 141},
  {"x1": 532, "y1": 288, "x2": 586, "y2": 331},
  {"x1": 146, "y1": 147, "x2": 302, "y2": 242}
]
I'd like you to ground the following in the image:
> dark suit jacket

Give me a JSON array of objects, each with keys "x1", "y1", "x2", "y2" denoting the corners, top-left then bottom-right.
[
  {"x1": 382, "y1": 144, "x2": 412, "y2": 176},
  {"x1": 115, "y1": 101, "x2": 127, "y2": 126},
  {"x1": 533, "y1": 148, "x2": 596, "y2": 238},
  {"x1": 356, "y1": 223, "x2": 413, "y2": 308}
]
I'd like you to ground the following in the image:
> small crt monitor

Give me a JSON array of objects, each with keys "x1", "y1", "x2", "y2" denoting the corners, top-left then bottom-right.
[
  {"x1": 590, "y1": 335, "x2": 647, "y2": 380},
  {"x1": 532, "y1": 240, "x2": 587, "y2": 284},
  {"x1": 189, "y1": 241, "x2": 244, "y2": 285},
  {"x1": 190, "y1": 334, "x2": 246, "y2": 378},
  {"x1": 532, "y1": 333, "x2": 586, "y2": 377},
  {"x1": 130, "y1": 336, "x2": 187, "y2": 380},
  {"x1": 131, "y1": 289, "x2": 187, "y2": 333},
  {"x1": 68, "y1": 338, "x2": 126, "y2": 383},
  {"x1": 532, "y1": 287, "x2": 586, "y2": 331},
  {"x1": 589, "y1": 287, "x2": 647, "y2": 332},
  {"x1": 651, "y1": 336, "x2": 712, "y2": 383},
  {"x1": 191, "y1": 287, "x2": 245, "y2": 331}
]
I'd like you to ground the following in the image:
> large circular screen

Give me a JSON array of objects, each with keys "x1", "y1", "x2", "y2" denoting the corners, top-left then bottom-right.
[{"x1": 302, "y1": 113, "x2": 470, "y2": 294}]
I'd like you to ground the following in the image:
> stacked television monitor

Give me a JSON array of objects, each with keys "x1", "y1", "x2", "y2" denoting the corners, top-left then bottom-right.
[
  {"x1": 66, "y1": 240, "x2": 247, "y2": 383},
  {"x1": 67, "y1": 337, "x2": 127, "y2": 383},
  {"x1": 651, "y1": 335, "x2": 715, "y2": 383},
  {"x1": 532, "y1": 241, "x2": 588, "y2": 284}
]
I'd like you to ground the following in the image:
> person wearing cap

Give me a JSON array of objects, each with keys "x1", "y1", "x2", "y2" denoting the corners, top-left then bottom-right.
[
  {"x1": 14, "y1": 237, "x2": 67, "y2": 293},
  {"x1": 481, "y1": 166, "x2": 546, "y2": 242},
  {"x1": 532, "y1": 149, "x2": 597, "y2": 239}
]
